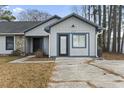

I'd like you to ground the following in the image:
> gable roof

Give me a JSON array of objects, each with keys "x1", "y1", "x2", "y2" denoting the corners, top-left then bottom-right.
[
  {"x1": 45, "y1": 13, "x2": 102, "y2": 33},
  {"x1": 24, "y1": 15, "x2": 61, "y2": 33},
  {"x1": 0, "y1": 15, "x2": 61, "y2": 34}
]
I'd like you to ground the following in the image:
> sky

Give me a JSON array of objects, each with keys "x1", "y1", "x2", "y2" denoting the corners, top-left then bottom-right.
[{"x1": 3, "y1": 5, "x2": 76, "y2": 17}]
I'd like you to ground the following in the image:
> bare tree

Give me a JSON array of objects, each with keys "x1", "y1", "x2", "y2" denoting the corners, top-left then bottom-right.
[
  {"x1": 71, "y1": 6, "x2": 79, "y2": 14},
  {"x1": 17, "y1": 9, "x2": 51, "y2": 21},
  {"x1": 72, "y1": 5, "x2": 90, "y2": 19},
  {"x1": 83, "y1": 5, "x2": 87, "y2": 18},
  {"x1": 112, "y1": 5, "x2": 117, "y2": 53},
  {"x1": 88, "y1": 5, "x2": 91, "y2": 20},
  {"x1": 121, "y1": 32, "x2": 124, "y2": 53},
  {"x1": 107, "y1": 6, "x2": 113, "y2": 51},
  {"x1": 78, "y1": 5, "x2": 88, "y2": 18},
  {"x1": 102, "y1": 5, "x2": 107, "y2": 51},
  {"x1": 98, "y1": 5, "x2": 101, "y2": 26},
  {"x1": 117, "y1": 5, "x2": 122, "y2": 53},
  {"x1": 97, "y1": 5, "x2": 102, "y2": 48},
  {"x1": 71, "y1": 5, "x2": 123, "y2": 54},
  {"x1": 92, "y1": 5, "x2": 97, "y2": 23}
]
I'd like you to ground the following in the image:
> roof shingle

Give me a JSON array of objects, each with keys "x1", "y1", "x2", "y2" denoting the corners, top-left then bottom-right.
[
  {"x1": 0, "y1": 15, "x2": 61, "y2": 34},
  {"x1": 0, "y1": 21, "x2": 41, "y2": 33}
]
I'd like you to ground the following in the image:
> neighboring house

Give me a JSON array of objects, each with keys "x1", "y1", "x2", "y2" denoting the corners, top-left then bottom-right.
[{"x1": 0, "y1": 13, "x2": 102, "y2": 57}]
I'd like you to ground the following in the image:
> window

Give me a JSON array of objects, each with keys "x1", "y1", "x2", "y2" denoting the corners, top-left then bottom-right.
[
  {"x1": 6, "y1": 36, "x2": 14, "y2": 50},
  {"x1": 72, "y1": 34, "x2": 86, "y2": 48}
]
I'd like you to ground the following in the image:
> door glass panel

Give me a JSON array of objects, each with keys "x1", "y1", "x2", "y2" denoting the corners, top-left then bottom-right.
[{"x1": 60, "y1": 36, "x2": 67, "y2": 54}]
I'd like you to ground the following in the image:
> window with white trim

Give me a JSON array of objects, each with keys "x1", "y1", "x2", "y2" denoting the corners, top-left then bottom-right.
[
  {"x1": 6, "y1": 36, "x2": 14, "y2": 50},
  {"x1": 72, "y1": 34, "x2": 86, "y2": 48}
]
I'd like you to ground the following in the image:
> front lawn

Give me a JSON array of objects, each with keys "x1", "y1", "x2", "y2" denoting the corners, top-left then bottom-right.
[
  {"x1": 0, "y1": 63, "x2": 54, "y2": 88},
  {"x1": 103, "y1": 52, "x2": 124, "y2": 60},
  {"x1": 0, "y1": 56, "x2": 20, "y2": 63}
]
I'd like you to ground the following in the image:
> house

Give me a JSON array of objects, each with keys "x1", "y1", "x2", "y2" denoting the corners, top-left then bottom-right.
[{"x1": 0, "y1": 13, "x2": 102, "y2": 57}]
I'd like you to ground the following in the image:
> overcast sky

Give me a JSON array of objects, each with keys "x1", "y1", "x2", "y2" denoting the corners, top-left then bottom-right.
[{"x1": 3, "y1": 5, "x2": 76, "y2": 17}]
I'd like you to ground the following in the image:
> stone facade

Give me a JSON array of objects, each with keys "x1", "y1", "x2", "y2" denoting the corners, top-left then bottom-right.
[{"x1": 15, "y1": 35, "x2": 25, "y2": 52}]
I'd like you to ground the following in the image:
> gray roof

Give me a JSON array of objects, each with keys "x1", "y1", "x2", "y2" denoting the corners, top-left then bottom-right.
[
  {"x1": 0, "y1": 13, "x2": 102, "y2": 34},
  {"x1": 0, "y1": 15, "x2": 61, "y2": 34},
  {"x1": 45, "y1": 13, "x2": 103, "y2": 33},
  {"x1": 0, "y1": 21, "x2": 41, "y2": 33},
  {"x1": 24, "y1": 15, "x2": 61, "y2": 33}
]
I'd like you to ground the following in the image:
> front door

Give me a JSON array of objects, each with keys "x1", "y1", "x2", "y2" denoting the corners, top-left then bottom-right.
[
  {"x1": 33, "y1": 38, "x2": 42, "y2": 52},
  {"x1": 59, "y1": 34, "x2": 69, "y2": 56}
]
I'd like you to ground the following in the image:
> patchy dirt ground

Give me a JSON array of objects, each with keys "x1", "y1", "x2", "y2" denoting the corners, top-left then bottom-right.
[
  {"x1": 103, "y1": 52, "x2": 124, "y2": 60},
  {"x1": 0, "y1": 63, "x2": 54, "y2": 88},
  {"x1": 0, "y1": 56, "x2": 20, "y2": 63}
]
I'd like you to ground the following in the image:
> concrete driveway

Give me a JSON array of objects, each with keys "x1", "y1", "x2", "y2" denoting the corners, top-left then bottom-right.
[{"x1": 48, "y1": 57, "x2": 124, "y2": 88}]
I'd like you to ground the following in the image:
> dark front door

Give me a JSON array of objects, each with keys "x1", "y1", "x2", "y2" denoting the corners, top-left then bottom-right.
[
  {"x1": 59, "y1": 34, "x2": 69, "y2": 56},
  {"x1": 33, "y1": 38, "x2": 42, "y2": 52}
]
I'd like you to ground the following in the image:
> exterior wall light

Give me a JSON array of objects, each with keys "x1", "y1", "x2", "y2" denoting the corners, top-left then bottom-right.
[{"x1": 72, "y1": 24, "x2": 75, "y2": 27}]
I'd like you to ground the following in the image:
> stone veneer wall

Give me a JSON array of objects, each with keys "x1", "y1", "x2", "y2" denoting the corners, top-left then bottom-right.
[{"x1": 15, "y1": 35, "x2": 25, "y2": 52}]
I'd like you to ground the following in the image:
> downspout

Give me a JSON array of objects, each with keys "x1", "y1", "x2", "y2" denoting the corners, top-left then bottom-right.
[{"x1": 96, "y1": 29, "x2": 103, "y2": 57}]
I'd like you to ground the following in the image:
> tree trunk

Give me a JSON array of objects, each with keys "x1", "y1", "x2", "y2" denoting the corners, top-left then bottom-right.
[
  {"x1": 88, "y1": 5, "x2": 91, "y2": 20},
  {"x1": 112, "y1": 5, "x2": 117, "y2": 53},
  {"x1": 102, "y1": 5, "x2": 107, "y2": 51},
  {"x1": 121, "y1": 32, "x2": 124, "y2": 53},
  {"x1": 117, "y1": 5, "x2": 122, "y2": 53},
  {"x1": 97, "y1": 5, "x2": 102, "y2": 48},
  {"x1": 93, "y1": 5, "x2": 97, "y2": 23},
  {"x1": 98, "y1": 5, "x2": 101, "y2": 26},
  {"x1": 83, "y1": 5, "x2": 87, "y2": 18},
  {"x1": 107, "y1": 5, "x2": 112, "y2": 52}
]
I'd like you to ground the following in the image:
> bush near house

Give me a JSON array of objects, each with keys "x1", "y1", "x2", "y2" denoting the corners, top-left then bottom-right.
[
  {"x1": 11, "y1": 49, "x2": 25, "y2": 56},
  {"x1": 35, "y1": 49, "x2": 44, "y2": 58}
]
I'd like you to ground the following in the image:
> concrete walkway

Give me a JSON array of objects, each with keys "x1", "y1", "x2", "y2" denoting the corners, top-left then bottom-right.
[
  {"x1": 48, "y1": 58, "x2": 124, "y2": 88},
  {"x1": 9, "y1": 55, "x2": 55, "y2": 63},
  {"x1": 9, "y1": 55, "x2": 35, "y2": 63},
  {"x1": 55, "y1": 57, "x2": 93, "y2": 63}
]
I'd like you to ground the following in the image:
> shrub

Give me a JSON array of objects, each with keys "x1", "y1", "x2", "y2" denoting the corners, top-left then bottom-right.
[
  {"x1": 35, "y1": 49, "x2": 44, "y2": 58},
  {"x1": 11, "y1": 49, "x2": 25, "y2": 56}
]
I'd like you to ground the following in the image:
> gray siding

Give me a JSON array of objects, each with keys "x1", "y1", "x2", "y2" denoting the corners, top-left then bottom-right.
[
  {"x1": 25, "y1": 37, "x2": 33, "y2": 54},
  {"x1": 25, "y1": 18, "x2": 59, "y2": 36},
  {"x1": 0, "y1": 35, "x2": 14, "y2": 54},
  {"x1": 43, "y1": 36, "x2": 49, "y2": 55},
  {"x1": 25, "y1": 18, "x2": 59, "y2": 54},
  {"x1": 50, "y1": 17, "x2": 96, "y2": 57}
]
